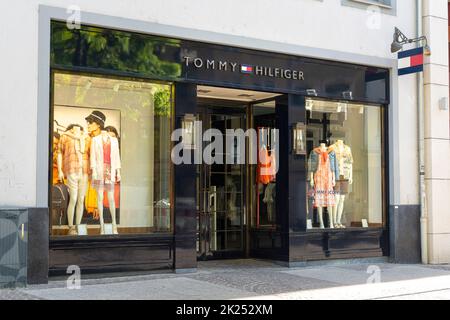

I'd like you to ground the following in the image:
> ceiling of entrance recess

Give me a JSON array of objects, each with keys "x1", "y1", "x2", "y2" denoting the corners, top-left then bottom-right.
[{"x1": 197, "y1": 85, "x2": 281, "y2": 102}]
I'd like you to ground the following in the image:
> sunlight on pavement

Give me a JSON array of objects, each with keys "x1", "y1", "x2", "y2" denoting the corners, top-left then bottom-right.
[{"x1": 238, "y1": 275, "x2": 450, "y2": 300}]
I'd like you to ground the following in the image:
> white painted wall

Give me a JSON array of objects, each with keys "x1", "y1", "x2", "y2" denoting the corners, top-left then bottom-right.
[
  {"x1": 422, "y1": 0, "x2": 450, "y2": 263},
  {"x1": 398, "y1": 74, "x2": 420, "y2": 205},
  {"x1": 0, "y1": 0, "x2": 418, "y2": 207}
]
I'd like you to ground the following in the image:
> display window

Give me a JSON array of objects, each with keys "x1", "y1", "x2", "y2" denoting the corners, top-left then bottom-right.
[
  {"x1": 306, "y1": 98, "x2": 385, "y2": 230},
  {"x1": 50, "y1": 71, "x2": 173, "y2": 236}
]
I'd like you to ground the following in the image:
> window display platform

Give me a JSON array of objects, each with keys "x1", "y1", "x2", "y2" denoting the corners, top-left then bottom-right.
[
  {"x1": 48, "y1": 234, "x2": 173, "y2": 276},
  {"x1": 250, "y1": 228, "x2": 387, "y2": 262}
]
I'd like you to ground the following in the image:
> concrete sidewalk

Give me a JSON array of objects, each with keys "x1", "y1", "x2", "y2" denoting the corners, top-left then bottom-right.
[{"x1": 2, "y1": 259, "x2": 450, "y2": 300}]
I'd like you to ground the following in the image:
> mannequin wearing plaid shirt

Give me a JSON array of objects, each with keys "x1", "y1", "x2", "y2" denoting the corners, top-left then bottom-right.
[{"x1": 57, "y1": 125, "x2": 91, "y2": 235}]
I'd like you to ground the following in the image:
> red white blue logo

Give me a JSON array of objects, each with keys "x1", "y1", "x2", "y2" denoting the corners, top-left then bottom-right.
[
  {"x1": 241, "y1": 64, "x2": 253, "y2": 74},
  {"x1": 398, "y1": 47, "x2": 424, "y2": 76}
]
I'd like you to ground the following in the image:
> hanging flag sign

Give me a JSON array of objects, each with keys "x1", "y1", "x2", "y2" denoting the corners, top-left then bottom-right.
[{"x1": 398, "y1": 47, "x2": 424, "y2": 76}]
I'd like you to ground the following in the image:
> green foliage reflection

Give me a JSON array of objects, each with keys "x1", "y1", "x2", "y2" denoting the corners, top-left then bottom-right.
[{"x1": 51, "y1": 21, "x2": 181, "y2": 79}]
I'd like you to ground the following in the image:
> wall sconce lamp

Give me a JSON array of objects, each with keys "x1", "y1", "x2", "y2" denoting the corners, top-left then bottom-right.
[
  {"x1": 181, "y1": 113, "x2": 196, "y2": 149},
  {"x1": 292, "y1": 122, "x2": 306, "y2": 155},
  {"x1": 342, "y1": 91, "x2": 353, "y2": 100},
  {"x1": 391, "y1": 27, "x2": 431, "y2": 56}
]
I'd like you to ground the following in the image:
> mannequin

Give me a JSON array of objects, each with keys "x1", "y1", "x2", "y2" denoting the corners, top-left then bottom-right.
[
  {"x1": 329, "y1": 139, "x2": 353, "y2": 228},
  {"x1": 105, "y1": 126, "x2": 121, "y2": 220},
  {"x1": 257, "y1": 144, "x2": 275, "y2": 185},
  {"x1": 57, "y1": 124, "x2": 91, "y2": 235},
  {"x1": 257, "y1": 142, "x2": 277, "y2": 224},
  {"x1": 309, "y1": 142, "x2": 339, "y2": 228},
  {"x1": 86, "y1": 111, "x2": 121, "y2": 235},
  {"x1": 52, "y1": 132, "x2": 60, "y2": 185},
  {"x1": 263, "y1": 182, "x2": 276, "y2": 222},
  {"x1": 225, "y1": 175, "x2": 237, "y2": 225}
]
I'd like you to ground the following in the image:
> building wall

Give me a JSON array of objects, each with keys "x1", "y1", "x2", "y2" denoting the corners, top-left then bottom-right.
[
  {"x1": 423, "y1": 0, "x2": 450, "y2": 264},
  {"x1": 0, "y1": 0, "x2": 418, "y2": 231}
]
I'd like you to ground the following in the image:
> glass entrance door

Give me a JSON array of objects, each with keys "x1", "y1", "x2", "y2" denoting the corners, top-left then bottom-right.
[{"x1": 197, "y1": 104, "x2": 247, "y2": 260}]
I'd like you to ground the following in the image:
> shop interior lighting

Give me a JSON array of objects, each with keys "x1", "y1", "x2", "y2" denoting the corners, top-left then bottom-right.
[
  {"x1": 292, "y1": 122, "x2": 306, "y2": 155},
  {"x1": 305, "y1": 99, "x2": 314, "y2": 111}
]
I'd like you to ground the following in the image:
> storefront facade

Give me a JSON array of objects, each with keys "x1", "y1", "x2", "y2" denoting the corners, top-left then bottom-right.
[
  {"x1": 3, "y1": 3, "x2": 431, "y2": 287},
  {"x1": 33, "y1": 8, "x2": 389, "y2": 278}
]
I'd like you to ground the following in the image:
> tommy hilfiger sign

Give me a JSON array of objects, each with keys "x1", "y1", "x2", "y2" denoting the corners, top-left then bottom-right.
[{"x1": 183, "y1": 56, "x2": 305, "y2": 81}]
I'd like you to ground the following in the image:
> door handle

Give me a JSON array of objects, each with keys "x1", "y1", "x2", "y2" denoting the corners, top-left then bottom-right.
[
  {"x1": 209, "y1": 186, "x2": 217, "y2": 213},
  {"x1": 20, "y1": 224, "x2": 25, "y2": 240},
  {"x1": 208, "y1": 186, "x2": 217, "y2": 252}
]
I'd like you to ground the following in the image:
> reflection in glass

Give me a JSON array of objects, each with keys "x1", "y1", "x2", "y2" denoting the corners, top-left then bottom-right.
[
  {"x1": 51, "y1": 72, "x2": 173, "y2": 236},
  {"x1": 252, "y1": 101, "x2": 277, "y2": 228},
  {"x1": 51, "y1": 21, "x2": 182, "y2": 80},
  {"x1": 197, "y1": 107, "x2": 246, "y2": 257}
]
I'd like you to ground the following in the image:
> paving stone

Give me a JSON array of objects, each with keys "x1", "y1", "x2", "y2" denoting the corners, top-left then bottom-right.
[
  {"x1": 378, "y1": 289, "x2": 450, "y2": 300},
  {"x1": 31, "y1": 272, "x2": 179, "y2": 290},
  {"x1": 283, "y1": 264, "x2": 450, "y2": 286},
  {"x1": 188, "y1": 270, "x2": 340, "y2": 295},
  {"x1": 0, "y1": 289, "x2": 43, "y2": 300},
  {"x1": 23, "y1": 277, "x2": 254, "y2": 300},
  {"x1": 1, "y1": 260, "x2": 450, "y2": 300}
]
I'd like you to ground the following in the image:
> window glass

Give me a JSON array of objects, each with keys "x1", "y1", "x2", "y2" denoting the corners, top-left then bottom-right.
[
  {"x1": 341, "y1": 0, "x2": 396, "y2": 16},
  {"x1": 51, "y1": 21, "x2": 182, "y2": 80},
  {"x1": 306, "y1": 99, "x2": 384, "y2": 229},
  {"x1": 51, "y1": 72, "x2": 173, "y2": 236},
  {"x1": 252, "y1": 101, "x2": 278, "y2": 228}
]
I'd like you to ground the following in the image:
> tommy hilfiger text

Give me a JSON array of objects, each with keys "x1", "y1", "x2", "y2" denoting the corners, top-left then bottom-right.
[{"x1": 183, "y1": 56, "x2": 305, "y2": 80}]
